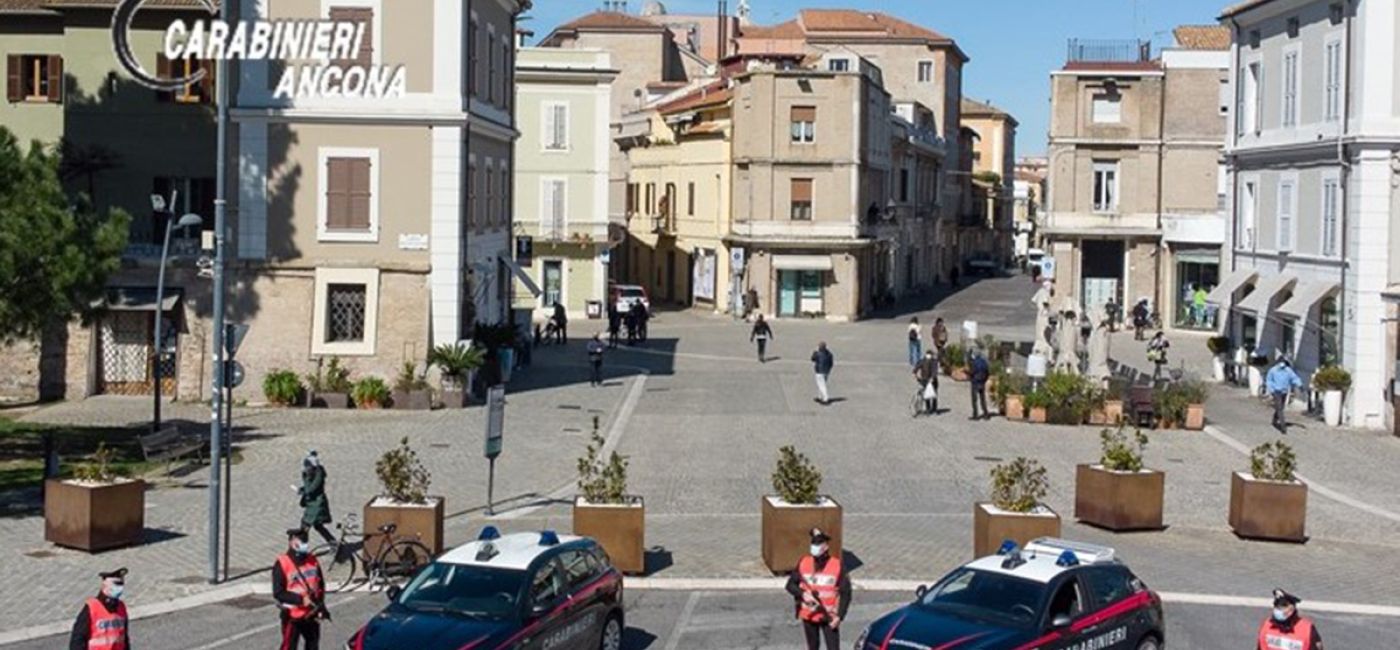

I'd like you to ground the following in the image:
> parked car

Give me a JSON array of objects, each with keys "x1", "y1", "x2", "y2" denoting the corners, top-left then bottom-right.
[{"x1": 610, "y1": 284, "x2": 651, "y2": 315}]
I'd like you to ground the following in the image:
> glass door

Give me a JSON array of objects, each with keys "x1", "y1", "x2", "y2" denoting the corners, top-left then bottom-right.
[
  {"x1": 778, "y1": 271, "x2": 799, "y2": 317},
  {"x1": 542, "y1": 260, "x2": 563, "y2": 308}
]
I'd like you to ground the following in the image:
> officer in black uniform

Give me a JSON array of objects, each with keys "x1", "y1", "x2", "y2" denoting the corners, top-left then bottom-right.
[{"x1": 69, "y1": 568, "x2": 131, "y2": 650}]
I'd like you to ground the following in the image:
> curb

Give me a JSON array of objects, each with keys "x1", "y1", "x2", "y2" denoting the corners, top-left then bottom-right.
[{"x1": 0, "y1": 582, "x2": 269, "y2": 646}]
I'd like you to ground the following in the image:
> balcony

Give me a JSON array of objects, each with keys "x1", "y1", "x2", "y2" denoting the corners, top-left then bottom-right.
[{"x1": 1066, "y1": 38, "x2": 1151, "y2": 64}]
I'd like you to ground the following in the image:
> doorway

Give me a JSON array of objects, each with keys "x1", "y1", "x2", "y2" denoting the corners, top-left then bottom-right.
[
  {"x1": 777, "y1": 271, "x2": 824, "y2": 317},
  {"x1": 97, "y1": 311, "x2": 176, "y2": 396},
  {"x1": 542, "y1": 260, "x2": 563, "y2": 309},
  {"x1": 1081, "y1": 239, "x2": 1125, "y2": 315}
]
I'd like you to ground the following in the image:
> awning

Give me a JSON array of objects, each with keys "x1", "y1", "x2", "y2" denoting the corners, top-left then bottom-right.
[
  {"x1": 499, "y1": 255, "x2": 542, "y2": 298},
  {"x1": 1234, "y1": 274, "x2": 1296, "y2": 315},
  {"x1": 1275, "y1": 281, "x2": 1339, "y2": 319},
  {"x1": 772, "y1": 254, "x2": 834, "y2": 271},
  {"x1": 100, "y1": 287, "x2": 181, "y2": 312},
  {"x1": 1204, "y1": 268, "x2": 1257, "y2": 307}
]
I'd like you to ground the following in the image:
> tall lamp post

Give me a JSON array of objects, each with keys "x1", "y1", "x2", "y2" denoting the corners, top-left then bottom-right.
[{"x1": 152, "y1": 211, "x2": 203, "y2": 433}]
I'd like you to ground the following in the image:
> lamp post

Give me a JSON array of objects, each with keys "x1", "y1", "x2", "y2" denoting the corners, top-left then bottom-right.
[{"x1": 152, "y1": 212, "x2": 203, "y2": 433}]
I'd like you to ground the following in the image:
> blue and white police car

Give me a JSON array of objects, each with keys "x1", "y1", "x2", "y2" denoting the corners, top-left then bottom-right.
[
  {"x1": 346, "y1": 528, "x2": 624, "y2": 650},
  {"x1": 855, "y1": 538, "x2": 1165, "y2": 650}
]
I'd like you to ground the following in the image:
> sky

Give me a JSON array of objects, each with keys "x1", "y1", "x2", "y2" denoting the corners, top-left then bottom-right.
[{"x1": 523, "y1": 0, "x2": 1232, "y2": 157}]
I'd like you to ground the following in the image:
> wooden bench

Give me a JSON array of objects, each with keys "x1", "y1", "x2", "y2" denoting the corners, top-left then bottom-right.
[{"x1": 138, "y1": 426, "x2": 205, "y2": 474}]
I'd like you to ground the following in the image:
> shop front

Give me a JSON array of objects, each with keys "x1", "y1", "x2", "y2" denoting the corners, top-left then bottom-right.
[
  {"x1": 774, "y1": 254, "x2": 832, "y2": 318},
  {"x1": 1171, "y1": 247, "x2": 1221, "y2": 331}
]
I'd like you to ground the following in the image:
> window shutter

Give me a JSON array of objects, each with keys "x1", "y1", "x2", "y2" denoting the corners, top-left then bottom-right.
[
  {"x1": 791, "y1": 178, "x2": 813, "y2": 202},
  {"x1": 355, "y1": 8, "x2": 374, "y2": 66},
  {"x1": 552, "y1": 180, "x2": 565, "y2": 232},
  {"x1": 553, "y1": 105, "x2": 567, "y2": 148},
  {"x1": 45, "y1": 55, "x2": 62, "y2": 103},
  {"x1": 6, "y1": 55, "x2": 20, "y2": 102},
  {"x1": 348, "y1": 158, "x2": 372, "y2": 229},
  {"x1": 543, "y1": 105, "x2": 556, "y2": 148},
  {"x1": 790, "y1": 106, "x2": 816, "y2": 122},
  {"x1": 156, "y1": 54, "x2": 171, "y2": 102},
  {"x1": 326, "y1": 158, "x2": 349, "y2": 229}
]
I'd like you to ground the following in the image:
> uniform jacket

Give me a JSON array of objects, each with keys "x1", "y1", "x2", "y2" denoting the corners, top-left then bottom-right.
[{"x1": 69, "y1": 593, "x2": 130, "y2": 650}]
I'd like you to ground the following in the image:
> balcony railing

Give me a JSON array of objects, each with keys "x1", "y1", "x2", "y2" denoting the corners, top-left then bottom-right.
[{"x1": 1066, "y1": 38, "x2": 1151, "y2": 63}]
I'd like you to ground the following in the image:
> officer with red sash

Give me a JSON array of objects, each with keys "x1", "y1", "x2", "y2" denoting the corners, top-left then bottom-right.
[
  {"x1": 273, "y1": 528, "x2": 327, "y2": 650},
  {"x1": 1258, "y1": 589, "x2": 1324, "y2": 650},
  {"x1": 69, "y1": 567, "x2": 130, "y2": 650},
  {"x1": 784, "y1": 528, "x2": 851, "y2": 650}
]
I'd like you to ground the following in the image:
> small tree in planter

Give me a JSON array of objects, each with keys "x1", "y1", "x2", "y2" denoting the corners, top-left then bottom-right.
[
  {"x1": 392, "y1": 362, "x2": 433, "y2": 411},
  {"x1": 573, "y1": 416, "x2": 644, "y2": 573},
  {"x1": 429, "y1": 342, "x2": 485, "y2": 408},
  {"x1": 1152, "y1": 383, "x2": 1189, "y2": 429},
  {"x1": 307, "y1": 357, "x2": 352, "y2": 408},
  {"x1": 1023, "y1": 388, "x2": 1051, "y2": 423},
  {"x1": 352, "y1": 377, "x2": 391, "y2": 409},
  {"x1": 366, "y1": 437, "x2": 444, "y2": 554},
  {"x1": 1207, "y1": 336, "x2": 1232, "y2": 382},
  {"x1": 762, "y1": 445, "x2": 841, "y2": 573},
  {"x1": 46, "y1": 443, "x2": 145, "y2": 551},
  {"x1": 974, "y1": 457, "x2": 1060, "y2": 557},
  {"x1": 1230, "y1": 441, "x2": 1306, "y2": 542},
  {"x1": 940, "y1": 342, "x2": 968, "y2": 380},
  {"x1": 262, "y1": 369, "x2": 305, "y2": 407},
  {"x1": 1042, "y1": 372, "x2": 1094, "y2": 425},
  {"x1": 1312, "y1": 365, "x2": 1351, "y2": 427},
  {"x1": 993, "y1": 370, "x2": 1030, "y2": 419},
  {"x1": 1075, "y1": 427, "x2": 1165, "y2": 531}
]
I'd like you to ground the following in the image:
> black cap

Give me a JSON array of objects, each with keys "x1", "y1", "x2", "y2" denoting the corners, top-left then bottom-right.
[
  {"x1": 809, "y1": 528, "x2": 830, "y2": 544},
  {"x1": 1273, "y1": 589, "x2": 1301, "y2": 607},
  {"x1": 287, "y1": 527, "x2": 309, "y2": 541},
  {"x1": 98, "y1": 568, "x2": 127, "y2": 580}
]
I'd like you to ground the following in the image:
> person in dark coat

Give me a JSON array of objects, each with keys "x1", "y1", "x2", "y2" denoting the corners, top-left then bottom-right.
[
  {"x1": 751, "y1": 314, "x2": 774, "y2": 363},
  {"x1": 586, "y1": 334, "x2": 606, "y2": 386},
  {"x1": 606, "y1": 303, "x2": 621, "y2": 348},
  {"x1": 969, "y1": 347, "x2": 992, "y2": 420},
  {"x1": 70, "y1": 568, "x2": 130, "y2": 650},
  {"x1": 630, "y1": 301, "x2": 649, "y2": 343},
  {"x1": 811, "y1": 342, "x2": 835, "y2": 405},
  {"x1": 551, "y1": 302, "x2": 568, "y2": 344},
  {"x1": 298, "y1": 451, "x2": 333, "y2": 545}
]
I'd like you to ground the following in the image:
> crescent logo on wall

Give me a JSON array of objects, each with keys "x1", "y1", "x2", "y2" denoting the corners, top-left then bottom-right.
[{"x1": 110, "y1": 0, "x2": 217, "y2": 91}]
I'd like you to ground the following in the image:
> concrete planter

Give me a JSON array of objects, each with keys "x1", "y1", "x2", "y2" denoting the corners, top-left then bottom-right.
[
  {"x1": 310, "y1": 392, "x2": 350, "y2": 409},
  {"x1": 573, "y1": 497, "x2": 645, "y2": 574},
  {"x1": 1004, "y1": 395, "x2": 1024, "y2": 420},
  {"x1": 45, "y1": 479, "x2": 145, "y2": 552},
  {"x1": 973, "y1": 502, "x2": 1060, "y2": 558},
  {"x1": 1074, "y1": 465, "x2": 1164, "y2": 531},
  {"x1": 364, "y1": 496, "x2": 445, "y2": 557},
  {"x1": 392, "y1": 390, "x2": 433, "y2": 411},
  {"x1": 761, "y1": 496, "x2": 841, "y2": 574},
  {"x1": 1323, "y1": 390, "x2": 1343, "y2": 427},
  {"x1": 1185, "y1": 404, "x2": 1206, "y2": 430},
  {"x1": 1229, "y1": 472, "x2": 1307, "y2": 542},
  {"x1": 1028, "y1": 406, "x2": 1048, "y2": 423}
]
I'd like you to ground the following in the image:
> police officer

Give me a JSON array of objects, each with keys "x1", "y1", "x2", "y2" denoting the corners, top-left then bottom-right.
[
  {"x1": 70, "y1": 568, "x2": 130, "y2": 650},
  {"x1": 1258, "y1": 589, "x2": 1324, "y2": 650},
  {"x1": 785, "y1": 528, "x2": 851, "y2": 650},
  {"x1": 273, "y1": 528, "x2": 327, "y2": 650}
]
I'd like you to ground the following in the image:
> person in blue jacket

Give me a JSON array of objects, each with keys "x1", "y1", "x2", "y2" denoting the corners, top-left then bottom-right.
[{"x1": 1266, "y1": 356, "x2": 1303, "y2": 433}]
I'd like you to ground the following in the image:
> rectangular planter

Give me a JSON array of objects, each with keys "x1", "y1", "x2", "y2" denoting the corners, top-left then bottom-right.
[
  {"x1": 973, "y1": 502, "x2": 1061, "y2": 558},
  {"x1": 761, "y1": 495, "x2": 842, "y2": 574},
  {"x1": 1088, "y1": 401, "x2": 1124, "y2": 426},
  {"x1": 1028, "y1": 407, "x2": 1047, "y2": 423},
  {"x1": 1004, "y1": 395, "x2": 1024, "y2": 420},
  {"x1": 1074, "y1": 465, "x2": 1165, "y2": 531},
  {"x1": 45, "y1": 479, "x2": 145, "y2": 552},
  {"x1": 1229, "y1": 472, "x2": 1307, "y2": 542},
  {"x1": 364, "y1": 497, "x2": 445, "y2": 557},
  {"x1": 573, "y1": 497, "x2": 645, "y2": 574},
  {"x1": 950, "y1": 368, "x2": 970, "y2": 382},
  {"x1": 310, "y1": 392, "x2": 350, "y2": 409},
  {"x1": 439, "y1": 389, "x2": 468, "y2": 409},
  {"x1": 1185, "y1": 404, "x2": 1205, "y2": 430},
  {"x1": 392, "y1": 390, "x2": 433, "y2": 411}
]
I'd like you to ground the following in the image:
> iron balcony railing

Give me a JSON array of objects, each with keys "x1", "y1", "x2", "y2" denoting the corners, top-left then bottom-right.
[{"x1": 1066, "y1": 38, "x2": 1151, "y2": 63}]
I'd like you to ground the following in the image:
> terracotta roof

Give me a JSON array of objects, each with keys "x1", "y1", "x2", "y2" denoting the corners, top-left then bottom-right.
[
  {"x1": 1062, "y1": 60, "x2": 1162, "y2": 72},
  {"x1": 555, "y1": 11, "x2": 665, "y2": 32},
  {"x1": 1173, "y1": 25, "x2": 1230, "y2": 50},
  {"x1": 1219, "y1": 0, "x2": 1276, "y2": 19},
  {"x1": 737, "y1": 19, "x2": 804, "y2": 39},
  {"x1": 798, "y1": 9, "x2": 950, "y2": 42},
  {"x1": 656, "y1": 84, "x2": 731, "y2": 114},
  {"x1": 961, "y1": 98, "x2": 1006, "y2": 117}
]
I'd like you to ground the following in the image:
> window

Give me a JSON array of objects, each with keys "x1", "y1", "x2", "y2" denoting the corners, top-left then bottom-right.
[
  {"x1": 312, "y1": 267, "x2": 380, "y2": 354},
  {"x1": 1235, "y1": 66, "x2": 1246, "y2": 134},
  {"x1": 467, "y1": 162, "x2": 478, "y2": 230},
  {"x1": 487, "y1": 32, "x2": 496, "y2": 104},
  {"x1": 687, "y1": 181, "x2": 695, "y2": 215},
  {"x1": 542, "y1": 102, "x2": 569, "y2": 150},
  {"x1": 320, "y1": 151, "x2": 377, "y2": 241},
  {"x1": 151, "y1": 177, "x2": 215, "y2": 245},
  {"x1": 1277, "y1": 180, "x2": 1295, "y2": 251},
  {"x1": 899, "y1": 168, "x2": 910, "y2": 203},
  {"x1": 645, "y1": 183, "x2": 655, "y2": 214},
  {"x1": 501, "y1": 41, "x2": 511, "y2": 108},
  {"x1": 1046, "y1": 578, "x2": 1085, "y2": 623},
  {"x1": 917, "y1": 60, "x2": 933, "y2": 83},
  {"x1": 1324, "y1": 39, "x2": 1342, "y2": 122},
  {"x1": 326, "y1": 284, "x2": 366, "y2": 342},
  {"x1": 1218, "y1": 78, "x2": 1230, "y2": 115},
  {"x1": 486, "y1": 167, "x2": 495, "y2": 227},
  {"x1": 497, "y1": 164, "x2": 508, "y2": 229},
  {"x1": 1319, "y1": 297, "x2": 1340, "y2": 365},
  {"x1": 1092, "y1": 161, "x2": 1117, "y2": 213},
  {"x1": 468, "y1": 16, "x2": 480, "y2": 96},
  {"x1": 542, "y1": 178, "x2": 565, "y2": 239},
  {"x1": 328, "y1": 7, "x2": 373, "y2": 67},
  {"x1": 1321, "y1": 177, "x2": 1340, "y2": 257},
  {"x1": 1083, "y1": 569, "x2": 1134, "y2": 609},
  {"x1": 626, "y1": 182, "x2": 637, "y2": 215},
  {"x1": 1248, "y1": 62, "x2": 1263, "y2": 134},
  {"x1": 827, "y1": 58, "x2": 850, "y2": 72},
  {"x1": 528, "y1": 561, "x2": 564, "y2": 606},
  {"x1": 1091, "y1": 93, "x2": 1121, "y2": 123},
  {"x1": 5, "y1": 54, "x2": 62, "y2": 103},
  {"x1": 156, "y1": 55, "x2": 213, "y2": 104},
  {"x1": 790, "y1": 178, "x2": 813, "y2": 220},
  {"x1": 1239, "y1": 180, "x2": 1257, "y2": 249},
  {"x1": 790, "y1": 106, "x2": 815, "y2": 143},
  {"x1": 559, "y1": 550, "x2": 598, "y2": 591},
  {"x1": 1281, "y1": 50, "x2": 1299, "y2": 127}
]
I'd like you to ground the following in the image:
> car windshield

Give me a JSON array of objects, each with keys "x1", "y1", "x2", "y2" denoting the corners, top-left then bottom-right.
[
  {"x1": 620, "y1": 288, "x2": 645, "y2": 298},
  {"x1": 917, "y1": 568, "x2": 1045, "y2": 629},
  {"x1": 395, "y1": 562, "x2": 525, "y2": 620}
]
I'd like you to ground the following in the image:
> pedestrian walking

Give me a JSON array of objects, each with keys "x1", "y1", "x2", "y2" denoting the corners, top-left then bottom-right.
[
  {"x1": 551, "y1": 302, "x2": 568, "y2": 344},
  {"x1": 1104, "y1": 297, "x2": 1119, "y2": 333},
  {"x1": 297, "y1": 451, "x2": 334, "y2": 545},
  {"x1": 273, "y1": 528, "x2": 327, "y2": 650},
  {"x1": 811, "y1": 341, "x2": 834, "y2": 405},
  {"x1": 1131, "y1": 299, "x2": 1150, "y2": 341},
  {"x1": 69, "y1": 568, "x2": 129, "y2": 650},
  {"x1": 1146, "y1": 331, "x2": 1170, "y2": 380},
  {"x1": 913, "y1": 350, "x2": 939, "y2": 415},
  {"x1": 586, "y1": 333, "x2": 605, "y2": 386},
  {"x1": 606, "y1": 303, "x2": 620, "y2": 348},
  {"x1": 785, "y1": 528, "x2": 850, "y2": 650},
  {"x1": 1257, "y1": 589, "x2": 1324, "y2": 650},
  {"x1": 630, "y1": 301, "x2": 649, "y2": 343},
  {"x1": 969, "y1": 347, "x2": 991, "y2": 420},
  {"x1": 931, "y1": 317, "x2": 949, "y2": 361},
  {"x1": 906, "y1": 317, "x2": 922, "y2": 367},
  {"x1": 751, "y1": 314, "x2": 773, "y2": 363},
  {"x1": 1266, "y1": 357, "x2": 1303, "y2": 433},
  {"x1": 1192, "y1": 283, "x2": 1209, "y2": 327}
]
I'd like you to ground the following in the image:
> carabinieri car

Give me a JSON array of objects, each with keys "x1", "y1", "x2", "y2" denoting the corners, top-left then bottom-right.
[
  {"x1": 855, "y1": 538, "x2": 1165, "y2": 650},
  {"x1": 346, "y1": 528, "x2": 623, "y2": 650}
]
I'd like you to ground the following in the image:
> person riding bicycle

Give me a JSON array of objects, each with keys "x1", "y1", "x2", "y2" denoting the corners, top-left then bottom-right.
[{"x1": 913, "y1": 350, "x2": 939, "y2": 415}]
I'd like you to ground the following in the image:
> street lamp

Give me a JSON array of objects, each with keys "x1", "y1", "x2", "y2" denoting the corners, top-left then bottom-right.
[{"x1": 152, "y1": 211, "x2": 203, "y2": 433}]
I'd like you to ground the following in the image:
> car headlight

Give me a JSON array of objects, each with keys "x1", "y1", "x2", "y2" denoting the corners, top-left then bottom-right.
[{"x1": 854, "y1": 626, "x2": 869, "y2": 650}]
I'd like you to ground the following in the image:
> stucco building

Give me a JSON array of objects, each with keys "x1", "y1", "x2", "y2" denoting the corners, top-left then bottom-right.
[{"x1": 960, "y1": 98, "x2": 1018, "y2": 266}]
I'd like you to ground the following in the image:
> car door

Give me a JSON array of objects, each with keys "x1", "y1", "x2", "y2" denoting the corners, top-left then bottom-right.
[
  {"x1": 1079, "y1": 567, "x2": 1150, "y2": 649},
  {"x1": 558, "y1": 549, "x2": 607, "y2": 649},
  {"x1": 1038, "y1": 575, "x2": 1089, "y2": 650},
  {"x1": 520, "y1": 557, "x2": 574, "y2": 650}
]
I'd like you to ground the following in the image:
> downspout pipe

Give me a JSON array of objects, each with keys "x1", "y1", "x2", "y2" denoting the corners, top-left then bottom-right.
[
  {"x1": 1337, "y1": 0, "x2": 1353, "y2": 368},
  {"x1": 1155, "y1": 59, "x2": 1166, "y2": 320}
]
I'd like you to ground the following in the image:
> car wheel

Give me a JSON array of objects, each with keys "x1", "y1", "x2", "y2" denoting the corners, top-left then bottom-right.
[
  {"x1": 1136, "y1": 636, "x2": 1160, "y2": 650},
  {"x1": 599, "y1": 614, "x2": 622, "y2": 650}
]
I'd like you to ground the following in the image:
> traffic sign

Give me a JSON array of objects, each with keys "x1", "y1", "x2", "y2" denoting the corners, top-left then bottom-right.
[
  {"x1": 600, "y1": 248, "x2": 611, "y2": 265},
  {"x1": 730, "y1": 247, "x2": 745, "y2": 274},
  {"x1": 223, "y1": 360, "x2": 245, "y2": 388},
  {"x1": 224, "y1": 323, "x2": 249, "y2": 358},
  {"x1": 485, "y1": 385, "x2": 505, "y2": 459}
]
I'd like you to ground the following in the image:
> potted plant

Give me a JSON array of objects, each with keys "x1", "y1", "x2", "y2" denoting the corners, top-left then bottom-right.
[
  {"x1": 993, "y1": 370, "x2": 1029, "y2": 420},
  {"x1": 1312, "y1": 365, "x2": 1351, "y2": 427},
  {"x1": 391, "y1": 362, "x2": 433, "y2": 411},
  {"x1": 1023, "y1": 388, "x2": 1051, "y2": 423},
  {"x1": 366, "y1": 437, "x2": 445, "y2": 555},
  {"x1": 45, "y1": 443, "x2": 145, "y2": 552},
  {"x1": 307, "y1": 357, "x2": 352, "y2": 408},
  {"x1": 974, "y1": 457, "x2": 1060, "y2": 557},
  {"x1": 1152, "y1": 383, "x2": 1189, "y2": 429},
  {"x1": 572, "y1": 416, "x2": 644, "y2": 574},
  {"x1": 1042, "y1": 371, "x2": 1094, "y2": 425},
  {"x1": 762, "y1": 445, "x2": 841, "y2": 574},
  {"x1": 262, "y1": 369, "x2": 305, "y2": 407},
  {"x1": 1229, "y1": 441, "x2": 1306, "y2": 542},
  {"x1": 940, "y1": 342, "x2": 968, "y2": 380},
  {"x1": 1207, "y1": 336, "x2": 1232, "y2": 383},
  {"x1": 1075, "y1": 427, "x2": 1164, "y2": 531},
  {"x1": 1180, "y1": 380, "x2": 1208, "y2": 430},
  {"x1": 429, "y1": 342, "x2": 485, "y2": 408},
  {"x1": 352, "y1": 377, "x2": 391, "y2": 409},
  {"x1": 1091, "y1": 381, "x2": 1125, "y2": 425}
]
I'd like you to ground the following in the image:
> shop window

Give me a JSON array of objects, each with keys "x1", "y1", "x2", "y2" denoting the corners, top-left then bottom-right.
[{"x1": 1174, "y1": 253, "x2": 1219, "y2": 331}]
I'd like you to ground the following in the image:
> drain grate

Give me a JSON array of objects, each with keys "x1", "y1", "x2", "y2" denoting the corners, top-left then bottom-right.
[
  {"x1": 973, "y1": 456, "x2": 1003, "y2": 462},
  {"x1": 557, "y1": 404, "x2": 582, "y2": 410},
  {"x1": 429, "y1": 443, "x2": 451, "y2": 449},
  {"x1": 220, "y1": 595, "x2": 273, "y2": 610},
  {"x1": 23, "y1": 550, "x2": 55, "y2": 559}
]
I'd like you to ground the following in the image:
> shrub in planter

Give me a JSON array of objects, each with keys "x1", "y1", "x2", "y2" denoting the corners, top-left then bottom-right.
[
  {"x1": 1023, "y1": 389, "x2": 1051, "y2": 423},
  {"x1": 1313, "y1": 365, "x2": 1351, "y2": 427},
  {"x1": 1152, "y1": 384, "x2": 1189, "y2": 429},
  {"x1": 263, "y1": 369, "x2": 305, "y2": 407},
  {"x1": 352, "y1": 377, "x2": 391, "y2": 409},
  {"x1": 573, "y1": 416, "x2": 644, "y2": 573},
  {"x1": 1179, "y1": 380, "x2": 1209, "y2": 430},
  {"x1": 975, "y1": 457, "x2": 1060, "y2": 557},
  {"x1": 940, "y1": 342, "x2": 967, "y2": 379},
  {"x1": 762, "y1": 445, "x2": 841, "y2": 573},
  {"x1": 45, "y1": 443, "x2": 145, "y2": 551},
  {"x1": 993, "y1": 370, "x2": 1030, "y2": 419},
  {"x1": 367, "y1": 437, "x2": 444, "y2": 555},
  {"x1": 392, "y1": 362, "x2": 433, "y2": 411},
  {"x1": 1230, "y1": 441, "x2": 1306, "y2": 542},
  {"x1": 306, "y1": 357, "x2": 353, "y2": 408},
  {"x1": 430, "y1": 342, "x2": 485, "y2": 408},
  {"x1": 1042, "y1": 371, "x2": 1096, "y2": 424},
  {"x1": 1075, "y1": 427, "x2": 1165, "y2": 531}
]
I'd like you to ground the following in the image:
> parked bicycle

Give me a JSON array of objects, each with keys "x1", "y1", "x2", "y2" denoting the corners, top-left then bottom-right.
[{"x1": 311, "y1": 513, "x2": 433, "y2": 592}]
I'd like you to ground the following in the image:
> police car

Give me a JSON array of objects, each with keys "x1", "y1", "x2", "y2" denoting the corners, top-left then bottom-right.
[
  {"x1": 346, "y1": 528, "x2": 624, "y2": 650},
  {"x1": 855, "y1": 538, "x2": 1164, "y2": 650}
]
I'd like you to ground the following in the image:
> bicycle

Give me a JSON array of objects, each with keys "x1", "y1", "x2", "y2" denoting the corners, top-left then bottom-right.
[
  {"x1": 911, "y1": 380, "x2": 937, "y2": 417},
  {"x1": 311, "y1": 513, "x2": 434, "y2": 593}
]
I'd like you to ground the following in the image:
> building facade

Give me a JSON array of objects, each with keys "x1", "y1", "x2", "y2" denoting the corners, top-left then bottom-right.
[{"x1": 960, "y1": 98, "x2": 1018, "y2": 267}]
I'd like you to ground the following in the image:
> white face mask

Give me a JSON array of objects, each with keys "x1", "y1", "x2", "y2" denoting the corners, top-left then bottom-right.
[
  {"x1": 1272, "y1": 607, "x2": 1289, "y2": 622},
  {"x1": 107, "y1": 584, "x2": 124, "y2": 600},
  {"x1": 810, "y1": 544, "x2": 827, "y2": 557},
  {"x1": 293, "y1": 541, "x2": 310, "y2": 554}
]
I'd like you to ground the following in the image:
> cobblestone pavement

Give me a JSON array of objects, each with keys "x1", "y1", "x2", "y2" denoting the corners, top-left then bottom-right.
[{"x1": 6, "y1": 274, "x2": 1400, "y2": 638}]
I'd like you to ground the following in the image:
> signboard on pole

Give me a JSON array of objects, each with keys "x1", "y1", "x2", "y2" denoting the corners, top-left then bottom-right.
[
  {"x1": 485, "y1": 386, "x2": 505, "y2": 459},
  {"x1": 224, "y1": 323, "x2": 249, "y2": 358},
  {"x1": 730, "y1": 247, "x2": 746, "y2": 274}
]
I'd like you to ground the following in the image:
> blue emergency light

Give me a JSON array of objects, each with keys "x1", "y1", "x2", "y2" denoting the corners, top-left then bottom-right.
[
  {"x1": 1055, "y1": 550, "x2": 1080, "y2": 567},
  {"x1": 540, "y1": 530, "x2": 560, "y2": 546},
  {"x1": 996, "y1": 539, "x2": 1019, "y2": 556},
  {"x1": 479, "y1": 526, "x2": 501, "y2": 541}
]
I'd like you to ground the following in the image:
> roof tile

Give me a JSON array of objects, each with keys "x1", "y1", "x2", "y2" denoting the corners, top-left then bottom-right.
[
  {"x1": 1172, "y1": 25, "x2": 1230, "y2": 50},
  {"x1": 556, "y1": 10, "x2": 665, "y2": 32}
]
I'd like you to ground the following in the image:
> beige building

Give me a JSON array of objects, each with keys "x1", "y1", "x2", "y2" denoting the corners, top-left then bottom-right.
[
  {"x1": 513, "y1": 47, "x2": 617, "y2": 321},
  {"x1": 960, "y1": 98, "x2": 1017, "y2": 265},
  {"x1": 1044, "y1": 32, "x2": 1227, "y2": 330}
]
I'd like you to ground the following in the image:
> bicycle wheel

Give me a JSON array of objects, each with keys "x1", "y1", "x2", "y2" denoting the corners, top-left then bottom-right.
[
  {"x1": 375, "y1": 540, "x2": 432, "y2": 585},
  {"x1": 911, "y1": 390, "x2": 924, "y2": 417},
  {"x1": 312, "y1": 542, "x2": 359, "y2": 593}
]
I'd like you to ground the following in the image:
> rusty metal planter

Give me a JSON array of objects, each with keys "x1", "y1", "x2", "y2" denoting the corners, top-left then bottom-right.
[
  {"x1": 1028, "y1": 406, "x2": 1048, "y2": 423},
  {"x1": 761, "y1": 496, "x2": 841, "y2": 574},
  {"x1": 973, "y1": 502, "x2": 1060, "y2": 558},
  {"x1": 45, "y1": 479, "x2": 145, "y2": 552},
  {"x1": 364, "y1": 497, "x2": 445, "y2": 557},
  {"x1": 1229, "y1": 473, "x2": 1307, "y2": 542},
  {"x1": 573, "y1": 497, "x2": 645, "y2": 574},
  {"x1": 1074, "y1": 465, "x2": 1165, "y2": 531}
]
